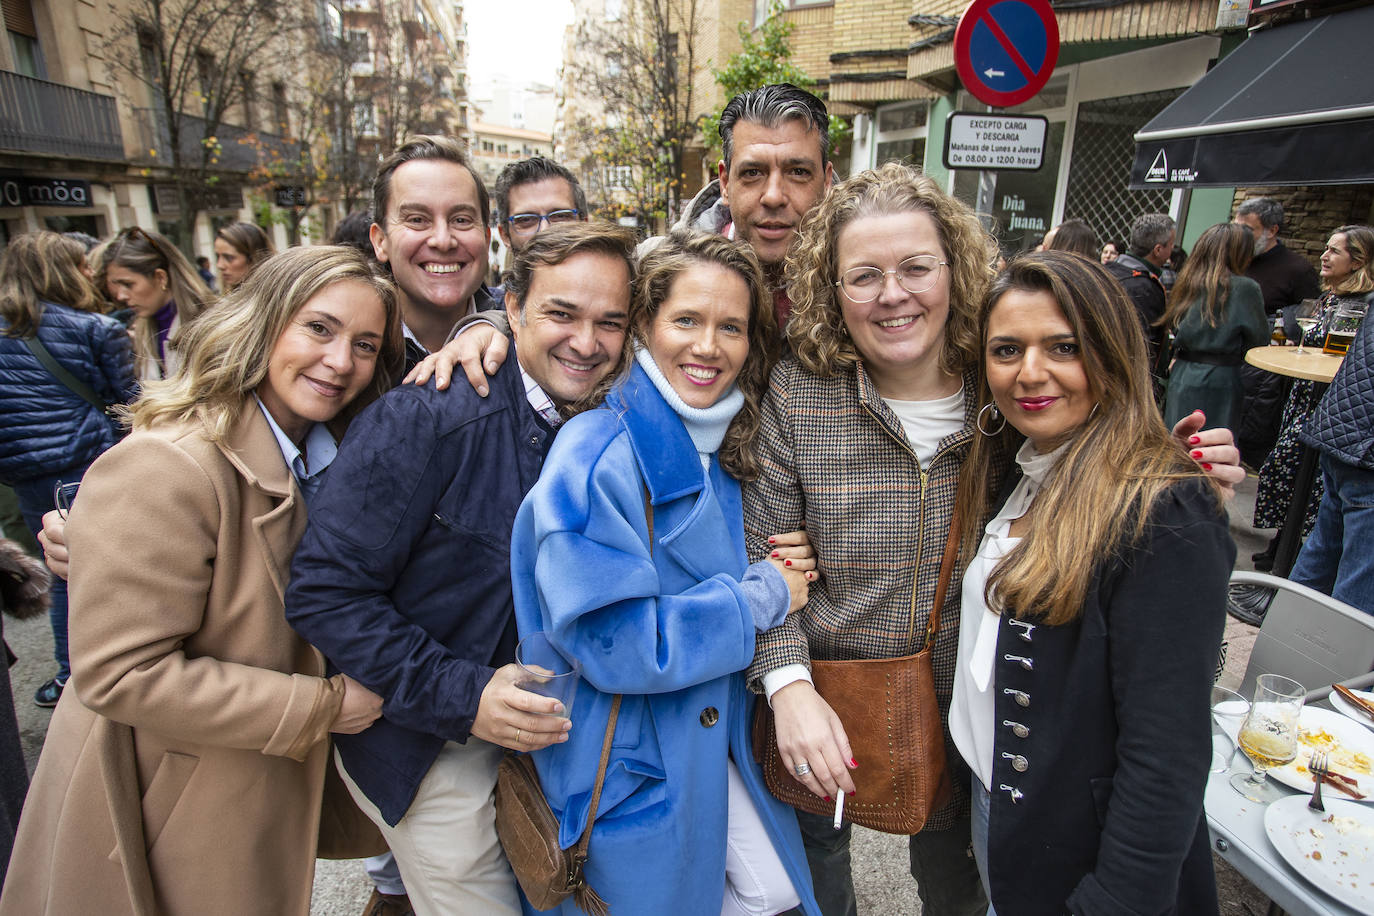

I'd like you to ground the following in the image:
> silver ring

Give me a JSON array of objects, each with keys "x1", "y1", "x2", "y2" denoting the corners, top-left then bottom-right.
[{"x1": 794, "y1": 762, "x2": 812, "y2": 777}]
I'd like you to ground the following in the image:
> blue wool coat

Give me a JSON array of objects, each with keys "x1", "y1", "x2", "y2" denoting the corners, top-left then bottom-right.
[{"x1": 510, "y1": 365, "x2": 819, "y2": 916}]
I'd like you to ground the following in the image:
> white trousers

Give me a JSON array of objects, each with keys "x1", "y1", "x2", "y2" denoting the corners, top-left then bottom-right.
[
  {"x1": 337, "y1": 741, "x2": 521, "y2": 916},
  {"x1": 722, "y1": 758, "x2": 802, "y2": 916}
]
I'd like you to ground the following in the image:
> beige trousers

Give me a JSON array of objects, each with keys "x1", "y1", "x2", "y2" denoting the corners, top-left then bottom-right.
[{"x1": 336, "y1": 741, "x2": 520, "y2": 916}]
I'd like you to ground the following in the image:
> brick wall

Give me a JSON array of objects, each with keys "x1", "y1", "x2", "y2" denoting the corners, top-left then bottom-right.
[{"x1": 1233, "y1": 185, "x2": 1374, "y2": 267}]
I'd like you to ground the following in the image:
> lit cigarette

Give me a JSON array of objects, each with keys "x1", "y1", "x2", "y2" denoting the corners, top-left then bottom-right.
[{"x1": 833, "y1": 792, "x2": 844, "y2": 830}]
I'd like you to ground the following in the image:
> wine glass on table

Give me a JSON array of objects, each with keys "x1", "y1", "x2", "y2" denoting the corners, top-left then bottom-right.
[
  {"x1": 1230, "y1": 673, "x2": 1305, "y2": 803},
  {"x1": 1293, "y1": 299, "x2": 1322, "y2": 355}
]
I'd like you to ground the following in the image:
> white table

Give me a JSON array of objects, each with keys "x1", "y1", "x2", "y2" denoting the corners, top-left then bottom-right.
[{"x1": 1206, "y1": 751, "x2": 1365, "y2": 916}]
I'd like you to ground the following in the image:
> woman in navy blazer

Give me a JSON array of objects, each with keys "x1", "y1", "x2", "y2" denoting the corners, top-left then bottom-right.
[
  {"x1": 510, "y1": 232, "x2": 821, "y2": 915},
  {"x1": 950, "y1": 253, "x2": 1233, "y2": 916}
]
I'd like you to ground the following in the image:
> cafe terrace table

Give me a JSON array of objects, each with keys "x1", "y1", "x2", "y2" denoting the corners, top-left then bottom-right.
[
  {"x1": 1206, "y1": 733, "x2": 1364, "y2": 916},
  {"x1": 1243, "y1": 346, "x2": 1345, "y2": 577}
]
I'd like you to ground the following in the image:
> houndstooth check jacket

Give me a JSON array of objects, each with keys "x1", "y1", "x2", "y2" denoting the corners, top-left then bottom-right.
[{"x1": 743, "y1": 356, "x2": 1009, "y2": 829}]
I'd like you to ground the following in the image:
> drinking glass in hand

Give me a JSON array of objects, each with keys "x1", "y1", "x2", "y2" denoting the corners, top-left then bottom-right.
[
  {"x1": 515, "y1": 632, "x2": 580, "y2": 720},
  {"x1": 1230, "y1": 673, "x2": 1304, "y2": 803}
]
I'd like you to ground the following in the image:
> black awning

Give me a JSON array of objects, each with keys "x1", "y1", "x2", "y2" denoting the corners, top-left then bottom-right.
[{"x1": 1129, "y1": 6, "x2": 1374, "y2": 189}]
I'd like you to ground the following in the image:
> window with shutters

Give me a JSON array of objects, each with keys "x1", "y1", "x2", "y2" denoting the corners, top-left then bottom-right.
[{"x1": 3, "y1": 0, "x2": 45, "y2": 79}]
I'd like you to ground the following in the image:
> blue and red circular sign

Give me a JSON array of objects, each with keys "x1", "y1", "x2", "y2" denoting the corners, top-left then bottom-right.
[{"x1": 954, "y1": 0, "x2": 1060, "y2": 108}]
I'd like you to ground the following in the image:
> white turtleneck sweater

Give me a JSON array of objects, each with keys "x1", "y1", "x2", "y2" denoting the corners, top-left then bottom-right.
[{"x1": 634, "y1": 345, "x2": 787, "y2": 632}]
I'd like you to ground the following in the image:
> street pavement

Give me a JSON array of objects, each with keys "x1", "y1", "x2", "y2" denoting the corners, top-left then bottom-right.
[{"x1": 1, "y1": 472, "x2": 1285, "y2": 914}]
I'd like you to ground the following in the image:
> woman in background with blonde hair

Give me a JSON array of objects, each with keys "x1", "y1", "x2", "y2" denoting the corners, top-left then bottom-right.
[
  {"x1": 1, "y1": 246, "x2": 404, "y2": 915},
  {"x1": 0, "y1": 230, "x2": 136, "y2": 707},
  {"x1": 1161, "y1": 222, "x2": 1268, "y2": 430},
  {"x1": 103, "y1": 226, "x2": 214, "y2": 379}
]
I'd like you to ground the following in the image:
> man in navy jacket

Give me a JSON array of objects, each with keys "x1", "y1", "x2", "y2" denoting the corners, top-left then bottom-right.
[{"x1": 285, "y1": 222, "x2": 636, "y2": 914}]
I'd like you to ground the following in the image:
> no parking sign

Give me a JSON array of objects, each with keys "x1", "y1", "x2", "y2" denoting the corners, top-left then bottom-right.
[{"x1": 954, "y1": 0, "x2": 1060, "y2": 109}]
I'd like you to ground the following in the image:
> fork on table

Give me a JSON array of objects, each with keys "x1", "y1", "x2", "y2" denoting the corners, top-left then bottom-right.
[{"x1": 1307, "y1": 752, "x2": 1329, "y2": 812}]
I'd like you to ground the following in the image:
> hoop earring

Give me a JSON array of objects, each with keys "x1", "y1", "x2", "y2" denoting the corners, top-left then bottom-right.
[{"x1": 976, "y1": 402, "x2": 1006, "y2": 436}]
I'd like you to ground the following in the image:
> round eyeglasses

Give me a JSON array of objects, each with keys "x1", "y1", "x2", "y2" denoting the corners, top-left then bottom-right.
[
  {"x1": 836, "y1": 255, "x2": 947, "y2": 303},
  {"x1": 506, "y1": 209, "x2": 581, "y2": 235}
]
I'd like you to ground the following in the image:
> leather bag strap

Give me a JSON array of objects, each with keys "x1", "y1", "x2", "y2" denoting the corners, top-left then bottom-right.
[
  {"x1": 571, "y1": 487, "x2": 653, "y2": 859},
  {"x1": 922, "y1": 508, "x2": 961, "y2": 650},
  {"x1": 21, "y1": 334, "x2": 112, "y2": 413}
]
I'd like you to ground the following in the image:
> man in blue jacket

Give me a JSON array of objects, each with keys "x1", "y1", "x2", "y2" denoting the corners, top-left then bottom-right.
[{"x1": 285, "y1": 222, "x2": 636, "y2": 915}]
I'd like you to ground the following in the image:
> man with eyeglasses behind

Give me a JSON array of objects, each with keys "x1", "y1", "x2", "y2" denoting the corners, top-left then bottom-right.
[{"x1": 493, "y1": 157, "x2": 588, "y2": 263}]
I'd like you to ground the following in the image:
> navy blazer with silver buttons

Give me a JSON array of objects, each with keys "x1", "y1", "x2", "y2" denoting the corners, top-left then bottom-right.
[{"x1": 984, "y1": 475, "x2": 1232, "y2": 916}]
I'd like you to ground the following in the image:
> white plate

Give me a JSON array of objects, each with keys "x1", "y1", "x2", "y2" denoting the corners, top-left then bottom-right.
[
  {"x1": 1331, "y1": 688, "x2": 1374, "y2": 732},
  {"x1": 1268, "y1": 707, "x2": 1374, "y2": 802},
  {"x1": 1264, "y1": 795, "x2": 1374, "y2": 912}
]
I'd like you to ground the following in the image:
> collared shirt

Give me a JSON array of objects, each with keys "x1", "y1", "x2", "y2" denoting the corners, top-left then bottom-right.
[
  {"x1": 255, "y1": 397, "x2": 339, "y2": 504},
  {"x1": 518, "y1": 357, "x2": 563, "y2": 427}
]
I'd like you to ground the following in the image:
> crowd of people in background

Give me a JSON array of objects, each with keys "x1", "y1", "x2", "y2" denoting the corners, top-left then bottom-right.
[{"x1": 0, "y1": 78, "x2": 1366, "y2": 916}]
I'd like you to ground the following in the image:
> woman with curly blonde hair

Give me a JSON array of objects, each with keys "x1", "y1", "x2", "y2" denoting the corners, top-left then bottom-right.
[{"x1": 742, "y1": 162, "x2": 1241, "y2": 915}]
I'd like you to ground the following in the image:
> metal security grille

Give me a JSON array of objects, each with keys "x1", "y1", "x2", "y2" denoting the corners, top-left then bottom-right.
[{"x1": 1063, "y1": 89, "x2": 1181, "y2": 248}]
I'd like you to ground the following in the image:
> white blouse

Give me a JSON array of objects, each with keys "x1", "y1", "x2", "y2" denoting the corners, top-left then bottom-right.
[{"x1": 950, "y1": 439, "x2": 1067, "y2": 791}]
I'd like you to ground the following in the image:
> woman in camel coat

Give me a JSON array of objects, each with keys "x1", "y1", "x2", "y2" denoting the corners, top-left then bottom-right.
[{"x1": 0, "y1": 247, "x2": 403, "y2": 915}]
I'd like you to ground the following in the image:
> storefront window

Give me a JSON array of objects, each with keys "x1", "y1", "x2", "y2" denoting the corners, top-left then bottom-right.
[{"x1": 952, "y1": 121, "x2": 1066, "y2": 256}]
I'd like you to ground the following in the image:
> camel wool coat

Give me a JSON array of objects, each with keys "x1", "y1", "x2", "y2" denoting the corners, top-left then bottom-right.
[{"x1": 0, "y1": 407, "x2": 374, "y2": 916}]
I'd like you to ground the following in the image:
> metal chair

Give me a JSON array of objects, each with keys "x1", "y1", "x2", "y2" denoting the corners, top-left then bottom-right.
[{"x1": 1232, "y1": 570, "x2": 1374, "y2": 701}]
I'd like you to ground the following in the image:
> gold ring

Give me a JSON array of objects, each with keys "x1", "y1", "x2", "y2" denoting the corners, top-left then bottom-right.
[{"x1": 515, "y1": 727, "x2": 522, "y2": 743}]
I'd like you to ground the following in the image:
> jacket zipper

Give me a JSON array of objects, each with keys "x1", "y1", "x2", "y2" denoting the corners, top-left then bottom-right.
[{"x1": 860, "y1": 401, "x2": 950, "y2": 648}]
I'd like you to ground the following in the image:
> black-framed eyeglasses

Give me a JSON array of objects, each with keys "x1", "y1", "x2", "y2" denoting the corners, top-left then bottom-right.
[
  {"x1": 835, "y1": 255, "x2": 947, "y2": 303},
  {"x1": 506, "y1": 209, "x2": 580, "y2": 235}
]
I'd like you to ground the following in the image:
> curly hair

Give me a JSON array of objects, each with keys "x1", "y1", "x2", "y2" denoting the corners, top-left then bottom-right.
[
  {"x1": 784, "y1": 161, "x2": 992, "y2": 378},
  {"x1": 631, "y1": 231, "x2": 779, "y2": 481}
]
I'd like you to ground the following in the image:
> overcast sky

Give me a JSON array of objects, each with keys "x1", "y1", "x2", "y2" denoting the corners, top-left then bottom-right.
[{"x1": 465, "y1": 0, "x2": 575, "y2": 87}]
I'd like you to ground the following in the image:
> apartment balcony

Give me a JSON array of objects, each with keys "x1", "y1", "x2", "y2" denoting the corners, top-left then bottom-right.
[
  {"x1": 0, "y1": 69, "x2": 124, "y2": 161},
  {"x1": 130, "y1": 108, "x2": 300, "y2": 174}
]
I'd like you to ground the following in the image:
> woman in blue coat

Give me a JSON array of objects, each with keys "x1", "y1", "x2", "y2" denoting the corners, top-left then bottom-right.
[
  {"x1": 0, "y1": 231, "x2": 137, "y2": 707},
  {"x1": 510, "y1": 232, "x2": 821, "y2": 916}
]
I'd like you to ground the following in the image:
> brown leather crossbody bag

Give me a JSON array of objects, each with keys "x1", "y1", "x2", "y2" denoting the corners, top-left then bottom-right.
[{"x1": 753, "y1": 514, "x2": 959, "y2": 834}]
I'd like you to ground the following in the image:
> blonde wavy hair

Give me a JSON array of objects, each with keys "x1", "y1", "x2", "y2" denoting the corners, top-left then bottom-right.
[
  {"x1": 955, "y1": 252, "x2": 1221, "y2": 626},
  {"x1": 104, "y1": 226, "x2": 215, "y2": 377},
  {"x1": 0, "y1": 231, "x2": 102, "y2": 337},
  {"x1": 1329, "y1": 225, "x2": 1374, "y2": 296},
  {"x1": 631, "y1": 231, "x2": 779, "y2": 481},
  {"x1": 126, "y1": 246, "x2": 403, "y2": 442},
  {"x1": 785, "y1": 161, "x2": 992, "y2": 377}
]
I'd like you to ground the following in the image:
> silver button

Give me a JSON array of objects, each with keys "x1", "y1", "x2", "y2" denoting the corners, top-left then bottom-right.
[
  {"x1": 1009, "y1": 619, "x2": 1035, "y2": 642},
  {"x1": 1002, "y1": 752, "x2": 1028, "y2": 772},
  {"x1": 998, "y1": 784, "x2": 1023, "y2": 803},
  {"x1": 1003, "y1": 688, "x2": 1030, "y2": 708},
  {"x1": 1004, "y1": 653, "x2": 1033, "y2": 671},
  {"x1": 529, "y1": 435, "x2": 540, "y2": 446},
  {"x1": 1003, "y1": 719, "x2": 1030, "y2": 739}
]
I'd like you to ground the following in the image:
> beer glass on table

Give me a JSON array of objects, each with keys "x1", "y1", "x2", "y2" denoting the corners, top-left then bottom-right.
[
  {"x1": 1323, "y1": 298, "x2": 1365, "y2": 356},
  {"x1": 1230, "y1": 674, "x2": 1304, "y2": 803}
]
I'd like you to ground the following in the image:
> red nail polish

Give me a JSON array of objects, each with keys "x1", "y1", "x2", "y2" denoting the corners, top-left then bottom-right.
[
  {"x1": 768, "y1": 537, "x2": 776, "y2": 544},
  {"x1": 1202, "y1": 462, "x2": 1213, "y2": 471},
  {"x1": 848, "y1": 791, "x2": 856, "y2": 797},
  {"x1": 849, "y1": 757, "x2": 858, "y2": 767},
  {"x1": 785, "y1": 560, "x2": 792, "y2": 567},
  {"x1": 824, "y1": 796, "x2": 832, "y2": 802},
  {"x1": 1188, "y1": 436, "x2": 1201, "y2": 445},
  {"x1": 1190, "y1": 450, "x2": 1203, "y2": 459},
  {"x1": 771, "y1": 552, "x2": 779, "y2": 558}
]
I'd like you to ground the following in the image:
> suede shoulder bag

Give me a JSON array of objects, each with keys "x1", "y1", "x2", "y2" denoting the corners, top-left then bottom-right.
[
  {"x1": 753, "y1": 511, "x2": 960, "y2": 835},
  {"x1": 494, "y1": 489, "x2": 655, "y2": 913}
]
